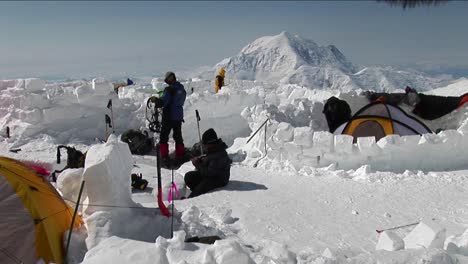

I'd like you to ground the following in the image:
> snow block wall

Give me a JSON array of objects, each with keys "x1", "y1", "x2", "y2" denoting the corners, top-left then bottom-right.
[
  {"x1": 82, "y1": 135, "x2": 136, "y2": 215},
  {"x1": 0, "y1": 78, "x2": 144, "y2": 145},
  {"x1": 236, "y1": 105, "x2": 468, "y2": 173},
  {"x1": 79, "y1": 136, "x2": 172, "y2": 250}
]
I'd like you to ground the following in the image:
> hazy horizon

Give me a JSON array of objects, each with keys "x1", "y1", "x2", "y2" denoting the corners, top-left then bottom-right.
[{"x1": 2, "y1": 1, "x2": 468, "y2": 80}]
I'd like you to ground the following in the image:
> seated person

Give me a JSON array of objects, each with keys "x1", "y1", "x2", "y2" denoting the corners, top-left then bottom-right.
[{"x1": 184, "y1": 128, "x2": 231, "y2": 198}]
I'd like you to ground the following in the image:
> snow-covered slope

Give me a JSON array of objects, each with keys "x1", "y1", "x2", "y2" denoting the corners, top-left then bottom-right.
[
  {"x1": 208, "y1": 32, "x2": 451, "y2": 92},
  {"x1": 428, "y1": 77, "x2": 468, "y2": 96},
  {"x1": 2, "y1": 75, "x2": 468, "y2": 264}
]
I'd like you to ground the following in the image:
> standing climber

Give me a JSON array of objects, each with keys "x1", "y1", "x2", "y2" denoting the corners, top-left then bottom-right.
[
  {"x1": 215, "y1": 69, "x2": 225, "y2": 93},
  {"x1": 159, "y1": 72, "x2": 187, "y2": 165}
]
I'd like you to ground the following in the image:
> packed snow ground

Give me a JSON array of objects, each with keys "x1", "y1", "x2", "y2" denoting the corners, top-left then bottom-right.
[{"x1": 1, "y1": 76, "x2": 468, "y2": 263}]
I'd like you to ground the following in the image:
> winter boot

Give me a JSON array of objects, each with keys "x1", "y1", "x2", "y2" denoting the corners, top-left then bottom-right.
[
  {"x1": 175, "y1": 143, "x2": 186, "y2": 157},
  {"x1": 160, "y1": 143, "x2": 169, "y2": 158},
  {"x1": 159, "y1": 143, "x2": 173, "y2": 168}
]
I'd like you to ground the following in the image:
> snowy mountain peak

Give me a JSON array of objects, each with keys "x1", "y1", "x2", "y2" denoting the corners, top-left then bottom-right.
[
  {"x1": 215, "y1": 32, "x2": 357, "y2": 84},
  {"x1": 211, "y1": 32, "x2": 451, "y2": 91}
]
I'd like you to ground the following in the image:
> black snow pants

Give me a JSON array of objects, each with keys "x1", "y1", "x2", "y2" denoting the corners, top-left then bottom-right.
[{"x1": 184, "y1": 171, "x2": 228, "y2": 198}]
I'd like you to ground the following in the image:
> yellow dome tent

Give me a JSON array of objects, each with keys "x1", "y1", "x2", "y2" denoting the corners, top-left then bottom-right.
[
  {"x1": 334, "y1": 101, "x2": 432, "y2": 143},
  {"x1": 0, "y1": 156, "x2": 83, "y2": 264}
]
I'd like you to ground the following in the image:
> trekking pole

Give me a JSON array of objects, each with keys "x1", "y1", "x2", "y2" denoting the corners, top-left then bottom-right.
[
  {"x1": 247, "y1": 118, "x2": 269, "y2": 144},
  {"x1": 254, "y1": 119, "x2": 270, "y2": 167},
  {"x1": 64, "y1": 180, "x2": 85, "y2": 264},
  {"x1": 195, "y1": 110, "x2": 203, "y2": 155},
  {"x1": 107, "y1": 99, "x2": 115, "y2": 133},
  {"x1": 376, "y1": 221, "x2": 421, "y2": 234}
]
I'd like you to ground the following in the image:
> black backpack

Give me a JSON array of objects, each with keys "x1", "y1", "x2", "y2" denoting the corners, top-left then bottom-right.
[
  {"x1": 322, "y1": 96, "x2": 352, "y2": 133},
  {"x1": 121, "y1": 129, "x2": 153, "y2": 155},
  {"x1": 57, "y1": 145, "x2": 86, "y2": 169}
]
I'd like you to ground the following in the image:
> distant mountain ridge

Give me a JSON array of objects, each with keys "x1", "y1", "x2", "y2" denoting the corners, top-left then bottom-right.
[{"x1": 207, "y1": 32, "x2": 451, "y2": 92}]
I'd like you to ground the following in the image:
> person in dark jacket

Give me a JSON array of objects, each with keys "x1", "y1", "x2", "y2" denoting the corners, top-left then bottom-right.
[
  {"x1": 159, "y1": 71, "x2": 187, "y2": 160},
  {"x1": 184, "y1": 128, "x2": 231, "y2": 198},
  {"x1": 322, "y1": 96, "x2": 352, "y2": 133}
]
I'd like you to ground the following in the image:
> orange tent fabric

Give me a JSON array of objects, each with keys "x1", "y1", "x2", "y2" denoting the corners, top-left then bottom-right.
[{"x1": 0, "y1": 157, "x2": 83, "y2": 264}]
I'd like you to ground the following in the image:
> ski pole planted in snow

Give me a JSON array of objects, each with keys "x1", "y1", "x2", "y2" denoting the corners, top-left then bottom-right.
[
  {"x1": 195, "y1": 110, "x2": 203, "y2": 155},
  {"x1": 247, "y1": 118, "x2": 269, "y2": 144},
  {"x1": 376, "y1": 221, "x2": 421, "y2": 234},
  {"x1": 170, "y1": 169, "x2": 176, "y2": 238},
  {"x1": 64, "y1": 180, "x2": 85, "y2": 264}
]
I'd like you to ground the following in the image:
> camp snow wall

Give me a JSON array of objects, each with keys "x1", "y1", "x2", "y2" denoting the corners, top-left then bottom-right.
[{"x1": 233, "y1": 107, "x2": 468, "y2": 173}]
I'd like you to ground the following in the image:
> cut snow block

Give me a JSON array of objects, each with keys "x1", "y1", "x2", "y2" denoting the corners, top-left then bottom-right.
[
  {"x1": 85, "y1": 211, "x2": 113, "y2": 250},
  {"x1": 293, "y1": 127, "x2": 313, "y2": 147},
  {"x1": 313, "y1": 131, "x2": 334, "y2": 153},
  {"x1": 18, "y1": 108, "x2": 43, "y2": 124},
  {"x1": 74, "y1": 85, "x2": 93, "y2": 102},
  {"x1": 301, "y1": 147, "x2": 321, "y2": 157},
  {"x1": 265, "y1": 93, "x2": 279, "y2": 105},
  {"x1": 91, "y1": 78, "x2": 113, "y2": 95},
  {"x1": 418, "y1": 133, "x2": 441, "y2": 145},
  {"x1": 357, "y1": 136, "x2": 377, "y2": 152},
  {"x1": 24, "y1": 78, "x2": 46, "y2": 92},
  {"x1": 283, "y1": 142, "x2": 302, "y2": 160},
  {"x1": 376, "y1": 231, "x2": 404, "y2": 251},
  {"x1": 15, "y1": 79, "x2": 26, "y2": 89},
  {"x1": 0, "y1": 79, "x2": 17, "y2": 90},
  {"x1": 401, "y1": 135, "x2": 421, "y2": 147},
  {"x1": 274, "y1": 122, "x2": 294, "y2": 142},
  {"x1": 56, "y1": 168, "x2": 85, "y2": 204},
  {"x1": 334, "y1": 134, "x2": 353, "y2": 153},
  {"x1": 212, "y1": 240, "x2": 255, "y2": 264},
  {"x1": 437, "y1": 130, "x2": 462, "y2": 144},
  {"x1": 321, "y1": 247, "x2": 350, "y2": 260},
  {"x1": 403, "y1": 221, "x2": 446, "y2": 249},
  {"x1": 82, "y1": 138, "x2": 135, "y2": 215},
  {"x1": 377, "y1": 135, "x2": 402, "y2": 149},
  {"x1": 266, "y1": 149, "x2": 281, "y2": 161},
  {"x1": 43, "y1": 106, "x2": 83, "y2": 123},
  {"x1": 444, "y1": 228, "x2": 468, "y2": 255},
  {"x1": 260, "y1": 240, "x2": 296, "y2": 264},
  {"x1": 20, "y1": 93, "x2": 50, "y2": 109}
]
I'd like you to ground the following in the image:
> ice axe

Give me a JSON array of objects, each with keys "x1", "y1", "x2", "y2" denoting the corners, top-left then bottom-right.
[{"x1": 195, "y1": 110, "x2": 203, "y2": 155}]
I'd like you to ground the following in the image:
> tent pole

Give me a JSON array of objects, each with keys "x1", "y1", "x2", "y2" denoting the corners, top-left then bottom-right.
[{"x1": 64, "y1": 180, "x2": 85, "y2": 264}]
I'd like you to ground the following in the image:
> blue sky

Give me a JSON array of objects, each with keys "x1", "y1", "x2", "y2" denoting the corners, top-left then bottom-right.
[{"x1": 1, "y1": 1, "x2": 468, "y2": 79}]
